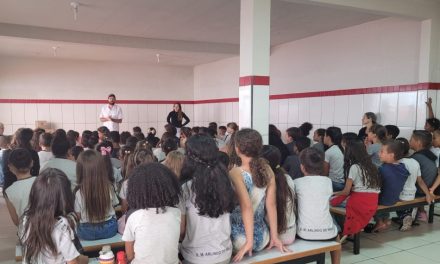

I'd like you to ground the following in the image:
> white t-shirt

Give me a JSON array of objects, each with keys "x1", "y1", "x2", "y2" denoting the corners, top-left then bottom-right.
[
  {"x1": 99, "y1": 104, "x2": 123, "y2": 132},
  {"x1": 38, "y1": 151, "x2": 53, "y2": 168},
  {"x1": 348, "y1": 164, "x2": 380, "y2": 193},
  {"x1": 279, "y1": 175, "x2": 296, "y2": 243},
  {"x1": 20, "y1": 217, "x2": 80, "y2": 264},
  {"x1": 430, "y1": 146, "x2": 440, "y2": 167},
  {"x1": 294, "y1": 176, "x2": 338, "y2": 240},
  {"x1": 399, "y1": 158, "x2": 420, "y2": 201},
  {"x1": 119, "y1": 180, "x2": 128, "y2": 200},
  {"x1": 179, "y1": 181, "x2": 232, "y2": 264},
  {"x1": 74, "y1": 188, "x2": 118, "y2": 223},
  {"x1": 325, "y1": 145, "x2": 344, "y2": 183},
  {"x1": 122, "y1": 208, "x2": 181, "y2": 264},
  {"x1": 5, "y1": 177, "x2": 36, "y2": 218},
  {"x1": 41, "y1": 158, "x2": 77, "y2": 190}
]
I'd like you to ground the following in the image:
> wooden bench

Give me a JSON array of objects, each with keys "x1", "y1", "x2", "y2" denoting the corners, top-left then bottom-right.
[
  {"x1": 15, "y1": 233, "x2": 124, "y2": 262},
  {"x1": 237, "y1": 239, "x2": 341, "y2": 264},
  {"x1": 330, "y1": 195, "x2": 440, "y2": 255}
]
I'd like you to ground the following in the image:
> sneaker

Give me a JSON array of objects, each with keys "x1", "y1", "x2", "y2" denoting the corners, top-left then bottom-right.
[
  {"x1": 417, "y1": 211, "x2": 428, "y2": 222},
  {"x1": 400, "y1": 215, "x2": 412, "y2": 231}
]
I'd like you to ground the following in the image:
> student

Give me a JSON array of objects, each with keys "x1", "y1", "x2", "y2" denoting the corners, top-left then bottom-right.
[
  {"x1": 299, "y1": 122, "x2": 313, "y2": 138},
  {"x1": 395, "y1": 138, "x2": 434, "y2": 231},
  {"x1": 96, "y1": 141, "x2": 122, "y2": 190},
  {"x1": 367, "y1": 124, "x2": 387, "y2": 168},
  {"x1": 283, "y1": 136, "x2": 310, "y2": 180},
  {"x1": 120, "y1": 131, "x2": 132, "y2": 147},
  {"x1": 41, "y1": 131, "x2": 77, "y2": 189},
  {"x1": 312, "y1": 128, "x2": 326, "y2": 153},
  {"x1": 410, "y1": 130, "x2": 438, "y2": 221},
  {"x1": 2, "y1": 128, "x2": 40, "y2": 191},
  {"x1": 429, "y1": 130, "x2": 440, "y2": 195},
  {"x1": 262, "y1": 145, "x2": 296, "y2": 245},
  {"x1": 161, "y1": 137, "x2": 179, "y2": 162},
  {"x1": 97, "y1": 126, "x2": 110, "y2": 143},
  {"x1": 295, "y1": 147, "x2": 340, "y2": 264},
  {"x1": 74, "y1": 150, "x2": 119, "y2": 240},
  {"x1": 323, "y1": 127, "x2": 345, "y2": 191},
  {"x1": 370, "y1": 140, "x2": 409, "y2": 232},
  {"x1": 69, "y1": 146, "x2": 84, "y2": 161},
  {"x1": 163, "y1": 150, "x2": 185, "y2": 178},
  {"x1": 385, "y1": 125, "x2": 400, "y2": 140},
  {"x1": 66, "y1": 130, "x2": 80, "y2": 148},
  {"x1": 332, "y1": 140, "x2": 380, "y2": 237},
  {"x1": 223, "y1": 122, "x2": 238, "y2": 145},
  {"x1": 218, "y1": 126, "x2": 227, "y2": 141},
  {"x1": 122, "y1": 163, "x2": 181, "y2": 264},
  {"x1": 38, "y1": 132, "x2": 53, "y2": 168},
  {"x1": 269, "y1": 124, "x2": 289, "y2": 164},
  {"x1": 109, "y1": 131, "x2": 121, "y2": 159},
  {"x1": 4, "y1": 149, "x2": 36, "y2": 226},
  {"x1": 0, "y1": 135, "x2": 11, "y2": 187},
  {"x1": 119, "y1": 149, "x2": 156, "y2": 213},
  {"x1": 19, "y1": 168, "x2": 88, "y2": 264},
  {"x1": 285, "y1": 127, "x2": 301, "y2": 155},
  {"x1": 341, "y1": 132, "x2": 358, "y2": 150},
  {"x1": 179, "y1": 127, "x2": 192, "y2": 149},
  {"x1": 358, "y1": 112, "x2": 377, "y2": 141},
  {"x1": 179, "y1": 134, "x2": 235, "y2": 264},
  {"x1": 229, "y1": 129, "x2": 286, "y2": 262},
  {"x1": 31, "y1": 128, "x2": 45, "y2": 152}
]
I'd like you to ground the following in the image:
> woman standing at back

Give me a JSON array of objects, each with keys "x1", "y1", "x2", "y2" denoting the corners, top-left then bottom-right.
[{"x1": 167, "y1": 103, "x2": 190, "y2": 137}]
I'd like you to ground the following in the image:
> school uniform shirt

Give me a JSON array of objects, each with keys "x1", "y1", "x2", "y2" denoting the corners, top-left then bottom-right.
[
  {"x1": 119, "y1": 180, "x2": 128, "y2": 200},
  {"x1": 411, "y1": 149, "x2": 438, "y2": 190},
  {"x1": 5, "y1": 176, "x2": 36, "y2": 217},
  {"x1": 122, "y1": 208, "x2": 181, "y2": 264},
  {"x1": 324, "y1": 145, "x2": 344, "y2": 184},
  {"x1": 294, "y1": 176, "x2": 338, "y2": 240},
  {"x1": 41, "y1": 158, "x2": 77, "y2": 190},
  {"x1": 348, "y1": 165, "x2": 380, "y2": 193},
  {"x1": 279, "y1": 175, "x2": 296, "y2": 244},
  {"x1": 100, "y1": 104, "x2": 123, "y2": 132},
  {"x1": 367, "y1": 143, "x2": 382, "y2": 168},
  {"x1": 19, "y1": 216, "x2": 80, "y2": 264},
  {"x1": 399, "y1": 158, "x2": 420, "y2": 201},
  {"x1": 312, "y1": 142, "x2": 325, "y2": 153},
  {"x1": 74, "y1": 188, "x2": 119, "y2": 223},
  {"x1": 430, "y1": 146, "x2": 440, "y2": 167},
  {"x1": 378, "y1": 163, "x2": 409, "y2": 206},
  {"x1": 179, "y1": 181, "x2": 232, "y2": 264},
  {"x1": 38, "y1": 151, "x2": 53, "y2": 168}
]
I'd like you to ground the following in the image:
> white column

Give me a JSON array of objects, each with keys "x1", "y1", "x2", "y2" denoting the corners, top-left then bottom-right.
[{"x1": 239, "y1": 0, "x2": 271, "y2": 143}]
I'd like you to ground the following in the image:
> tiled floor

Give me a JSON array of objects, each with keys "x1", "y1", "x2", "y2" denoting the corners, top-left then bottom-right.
[{"x1": 0, "y1": 196, "x2": 439, "y2": 264}]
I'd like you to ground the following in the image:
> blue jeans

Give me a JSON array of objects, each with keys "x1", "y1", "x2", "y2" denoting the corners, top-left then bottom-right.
[
  {"x1": 77, "y1": 217, "x2": 117, "y2": 241},
  {"x1": 332, "y1": 181, "x2": 345, "y2": 192}
]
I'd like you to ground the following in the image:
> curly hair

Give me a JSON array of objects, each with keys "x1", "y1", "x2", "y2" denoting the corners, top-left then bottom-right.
[
  {"x1": 262, "y1": 145, "x2": 294, "y2": 234},
  {"x1": 343, "y1": 140, "x2": 380, "y2": 189},
  {"x1": 181, "y1": 134, "x2": 235, "y2": 217},
  {"x1": 127, "y1": 163, "x2": 181, "y2": 213},
  {"x1": 235, "y1": 128, "x2": 270, "y2": 188}
]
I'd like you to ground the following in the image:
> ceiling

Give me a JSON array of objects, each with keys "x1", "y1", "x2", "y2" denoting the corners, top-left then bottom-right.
[{"x1": 0, "y1": 0, "x2": 385, "y2": 66}]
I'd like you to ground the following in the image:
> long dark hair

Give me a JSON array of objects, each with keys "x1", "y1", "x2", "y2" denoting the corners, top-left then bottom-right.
[
  {"x1": 343, "y1": 140, "x2": 380, "y2": 189},
  {"x1": 262, "y1": 145, "x2": 294, "y2": 234},
  {"x1": 181, "y1": 134, "x2": 235, "y2": 217},
  {"x1": 96, "y1": 141, "x2": 115, "y2": 184},
  {"x1": 235, "y1": 128, "x2": 270, "y2": 188},
  {"x1": 127, "y1": 163, "x2": 181, "y2": 213},
  {"x1": 20, "y1": 168, "x2": 75, "y2": 263},
  {"x1": 325, "y1": 126, "x2": 343, "y2": 153},
  {"x1": 75, "y1": 150, "x2": 111, "y2": 222},
  {"x1": 174, "y1": 102, "x2": 183, "y2": 121}
]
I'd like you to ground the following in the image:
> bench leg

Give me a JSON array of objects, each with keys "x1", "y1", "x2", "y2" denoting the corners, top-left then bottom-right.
[
  {"x1": 429, "y1": 203, "x2": 434, "y2": 223},
  {"x1": 316, "y1": 253, "x2": 325, "y2": 264},
  {"x1": 353, "y1": 233, "x2": 360, "y2": 255}
]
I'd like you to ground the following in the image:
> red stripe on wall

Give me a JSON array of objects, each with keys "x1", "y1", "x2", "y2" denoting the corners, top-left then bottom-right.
[
  {"x1": 239, "y1": 76, "x2": 270, "y2": 86},
  {"x1": 1, "y1": 82, "x2": 439, "y2": 104}
]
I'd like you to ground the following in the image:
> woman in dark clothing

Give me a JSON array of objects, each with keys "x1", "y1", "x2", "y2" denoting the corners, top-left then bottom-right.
[
  {"x1": 358, "y1": 112, "x2": 377, "y2": 142},
  {"x1": 167, "y1": 103, "x2": 190, "y2": 128},
  {"x1": 2, "y1": 128, "x2": 40, "y2": 192}
]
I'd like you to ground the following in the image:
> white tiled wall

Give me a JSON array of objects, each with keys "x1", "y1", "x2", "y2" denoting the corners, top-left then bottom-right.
[
  {"x1": 192, "y1": 90, "x2": 433, "y2": 141},
  {"x1": 0, "y1": 103, "x2": 193, "y2": 137}
]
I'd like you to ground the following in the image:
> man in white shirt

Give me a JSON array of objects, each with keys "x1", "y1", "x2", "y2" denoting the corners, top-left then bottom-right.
[{"x1": 99, "y1": 94, "x2": 123, "y2": 132}]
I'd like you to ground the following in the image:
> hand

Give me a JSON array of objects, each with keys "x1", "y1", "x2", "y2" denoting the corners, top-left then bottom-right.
[
  {"x1": 233, "y1": 240, "x2": 253, "y2": 262},
  {"x1": 426, "y1": 97, "x2": 432, "y2": 106},
  {"x1": 267, "y1": 236, "x2": 290, "y2": 253},
  {"x1": 429, "y1": 187, "x2": 435, "y2": 195},
  {"x1": 426, "y1": 194, "x2": 434, "y2": 204}
]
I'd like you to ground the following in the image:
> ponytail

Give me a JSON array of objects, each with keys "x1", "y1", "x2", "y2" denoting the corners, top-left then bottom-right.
[{"x1": 249, "y1": 157, "x2": 270, "y2": 188}]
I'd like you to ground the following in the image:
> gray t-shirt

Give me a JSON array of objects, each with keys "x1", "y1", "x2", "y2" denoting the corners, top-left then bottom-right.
[
  {"x1": 5, "y1": 177, "x2": 36, "y2": 218},
  {"x1": 348, "y1": 165, "x2": 380, "y2": 193},
  {"x1": 19, "y1": 216, "x2": 80, "y2": 264},
  {"x1": 179, "y1": 181, "x2": 232, "y2": 264},
  {"x1": 367, "y1": 143, "x2": 382, "y2": 168},
  {"x1": 324, "y1": 145, "x2": 344, "y2": 183},
  {"x1": 41, "y1": 158, "x2": 77, "y2": 189}
]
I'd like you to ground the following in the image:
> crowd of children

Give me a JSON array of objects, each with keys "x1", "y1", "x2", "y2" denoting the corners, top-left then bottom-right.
[{"x1": 1, "y1": 99, "x2": 440, "y2": 264}]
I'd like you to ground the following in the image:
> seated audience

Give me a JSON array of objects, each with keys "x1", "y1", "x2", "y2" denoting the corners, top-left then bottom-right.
[{"x1": 323, "y1": 127, "x2": 345, "y2": 191}]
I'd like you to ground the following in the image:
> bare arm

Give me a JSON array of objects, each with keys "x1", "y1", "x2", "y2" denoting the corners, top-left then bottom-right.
[
  {"x1": 334, "y1": 178, "x2": 353, "y2": 197},
  {"x1": 125, "y1": 241, "x2": 135, "y2": 262},
  {"x1": 429, "y1": 172, "x2": 440, "y2": 195},
  {"x1": 180, "y1": 214, "x2": 186, "y2": 241},
  {"x1": 230, "y1": 167, "x2": 254, "y2": 262},
  {"x1": 322, "y1": 161, "x2": 330, "y2": 176},
  {"x1": 5, "y1": 197, "x2": 19, "y2": 226},
  {"x1": 426, "y1": 97, "x2": 435, "y2": 119},
  {"x1": 100, "y1": 117, "x2": 110, "y2": 122},
  {"x1": 110, "y1": 118, "x2": 122, "y2": 123},
  {"x1": 416, "y1": 176, "x2": 435, "y2": 203},
  {"x1": 67, "y1": 255, "x2": 88, "y2": 264}
]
